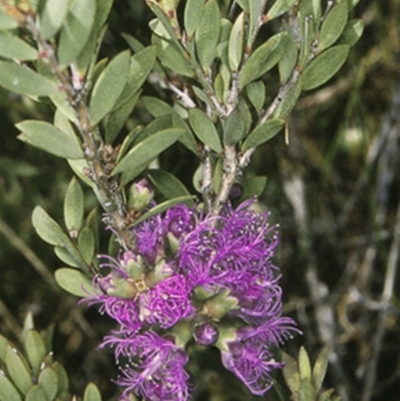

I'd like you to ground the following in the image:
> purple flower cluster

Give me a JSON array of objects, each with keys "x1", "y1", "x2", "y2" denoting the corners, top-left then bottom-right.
[{"x1": 85, "y1": 196, "x2": 299, "y2": 400}]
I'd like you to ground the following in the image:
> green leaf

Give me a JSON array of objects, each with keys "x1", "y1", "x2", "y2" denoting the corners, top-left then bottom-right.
[
  {"x1": 54, "y1": 109, "x2": 76, "y2": 140},
  {"x1": 299, "y1": 346, "x2": 312, "y2": 381},
  {"x1": 0, "y1": 375, "x2": 22, "y2": 401},
  {"x1": 25, "y1": 385, "x2": 47, "y2": 401},
  {"x1": 248, "y1": 0, "x2": 265, "y2": 48},
  {"x1": 24, "y1": 330, "x2": 46, "y2": 377},
  {"x1": 89, "y1": 50, "x2": 131, "y2": 125},
  {"x1": 217, "y1": 18, "x2": 232, "y2": 70},
  {"x1": 55, "y1": 268, "x2": 94, "y2": 297},
  {"x1": 152, "y1": 35, "x2": 194, "y2": 77},
  {"x1": 142, "y1": 96, "x2": 173, "y2": 117},
  {"x1": 32, "y1": 206, "x2": 68, "y2": 247},
  {"x1": 133, "y1": 115, "x2": 172, "y2": 146},
  {"x1": 279, "y1": 33, "x2": 298, "y2": 83},
  {"x1": 273, "y1": 79, "x2": 301, "y2": 118},
  {"x1": 58, "y1": 0, "x2": 96, "y2": 67},
  {"x1": 113, "y1": 128, "x2": 185, "y2": 185},
  {"x1": 116, "y1": 126, "x2": 144, "y2": 163},
  {"x1": 184, "y1": 0, "x2": 205, "y2": 38},
  {"x1": 318, "y1": 0, "x2": 348, "y2": 51},
  {"x1": 54, "y1": 246, "x2": 79, "y2": 268},
  {"x1": 266, "y1": 0, "x2": 298, "y2": 20},
  {"x1": 188, "y1": 109, "x2": 222, "y2": 153},
  {"x1": 302, "y1": 45, "x2": 350, "y2": 91},
  {"x1": 282, "y1": 352, "x2": 301, "y2": 395},
  {"x1": 195, "y1": 0, "x2": 220, "y2": 69},
  {"x1": 0, "y1": 31, "x2": 38, "y2": 60},
  {"x1": 64, "y1": 177, "x2": 84, "y2": 232},
  {"x1": 349, "y1": 0, "x2": 362, "y2": 9},
  {"x1": 148, "y1": 170, "x2": 191, "y2": 200},
  {"x1": 0, "y1": 334, "x2": 8, "y2": 361},
  {"x1": 0, "y1": 61, "x2": 57, "y2": 97},
  {"x1": 336, "y1": 19, "x2": 364, "y2": 47},
  {"x1": 299, "y1": 378, "x2": 315, "y2": 401},
  {"x1": 319, "y1": 389, "x2": 335, "y2": 401},
  {"x1": 246, "y1": 81, "x2": 266, "y2": 112},
  {"x1": 0, "y1": 8, "x2": 19, "y2": 29},
  {"x1": 38, "y1": 367, "x2": 58, "y2": 401},
  {"x1": 228, "y1": 11, "x2": 245, "y2": 71},
  {"x1": 105, "y1": 90, "x2": 140, "y2": 144},
  {"x1": 192, "y1": 163, "x2": 202, "y2": 193},
  {"x1": 17, "y1": 120, "x2": 83, "y2": 159},
  {"x1": 53, "y1": 362, "x2": 69, "y2": 401},
  {"x1": 134, "y1": 196, "x2": 196, "y2": 225},
  {"x1": 312, "y1": 346, "x2": 329, "y2": 392},
  {"x1": 83, "y1": 383, "x2": 102, "y2": 401},
  {"x1": 117, "y1": 45, "x2": 157, "y2": 106},
  {"x1": 5, "y1": 345, "x2": 32, "y2": 395},
  {"x1": 241, "y1": 119, "x2": 284, "y2": 150},
  {"x1": 39, "y1": 0, "x2": 70, "y2": 40},
  {"x1": 240, "y1": 32, "x2": 288, "y2": 89},
  {"x1": 240, "y1": 176, "x2": 267, "y2": 201},
  {"x1": 236, "y1": 0, "x2": 249, "y2": 11},
  {"x1": 78, "y1": 227, "x2": 95, "y2": 265},
  {"x1": 225, "y1": 110, "x2": 246, "y2": 145}
]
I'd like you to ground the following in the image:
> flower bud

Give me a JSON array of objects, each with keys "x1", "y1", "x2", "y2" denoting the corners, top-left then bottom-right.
[
  {"x1": 120, "y1": 251, "x2": 146, "y2": 280},
  {"x1": 128, "y1": 179, "x2": 154, "y2": 212},
  {"x1": 193, "y1": 321, "x2": 219, "y2": 346},
  {"x1": 98, "y1": 274, "x2": 138, "y2": 299}
]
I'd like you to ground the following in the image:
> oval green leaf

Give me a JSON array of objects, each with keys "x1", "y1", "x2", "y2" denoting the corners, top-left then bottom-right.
[
  {"x1": 241, "y1": 118, "x2": 284, "y2": 151},
  {"x1": 32, "y1": 206, "x2": 68, "y2": 247},
  {"x1": 195, "y1": 0, "x2": 220, "y2": 69},
  {"x1": 113, "y1": 128, "x2": 185, "y2": 185},
  {"x1": 53, "y1": 362, "x2": 69, "y2": 400},
  {"x1": 299, "y1": 378, "x2": 315, "y2": 401},
  {"x1": 0, "y1": 61, "x2": 57, "y2": 97},
  {"x1": 240, "y1": 176, "x2": 267, "y2": 201},
  {"x1": 25, "y1": 385, "x2": 47, "y2": 401},
  {"x1": 318, "y1": 0, "x2": 348, "y2": 51},
  {"x1": 64, "y1": 177, "x2": 84, "y2": 232},
  {"x1": 17, "y1": 120, "x2": 83, "y2": 159},
  {"x1": 39, "y1": 0, "x2": 70, "y2": 40},
  {"x1": 299, "y1": 346, "x2": 312, "y2": 381},
  {"x1": 225, "y1": 110, "x2": 246, "y2": 145},
  {"x1": 38, "y1": 367, "x2": 58, "y2": 401},
  {"x1": 5, "y1": 345, "x2": 32, "y2": 395},
  {"x1": 312, "y1": 346, "x2": 329, "y2": 392},
  {"x1": 278, "y1": 33, "x2": 298, "y2": 83},
  {"x1": 55, "y1": 268, "x2": 94, "y2": 297},
  {"x1": 273, "y1": 79, "x2": 301, "y2": 118},
  {"x1": 302, "y1": 45, "x2": 350, "y2": 91},
  {"x1": 58, "y1": 0, "x2": 96, "y2": 67},
  {"x1": 0, "y1": 375, "x2": 22, "y2": 401},
  {"x1": 24, "y1": 330, "x2": 46, "y2": 377},
  {"x1": 0, "y1": 8, "x2": 19, "y2": 29},
  {"x1": 78, "y1": 227, "x2": 95, "y2": 265},
  {"x1": 83, "y1": 382, "x2": 102, "y2": 401},
  {"x1": 240, "y1": 32, "x2": 288, "y2": 89},
  {"x1": 336, "y1": 19, "x2": 364, "y2": 47},
  {"x1": 282, "y1": 352, "x2": 301, "y2": 394},
  {"x1": 0, "y1": 32, "x2": 37, "y2": 60},
  {"x1": 188, "y1": 109, "x2": 222, "y2": 153},
  {"x1": 148, "y1": 169, "x2": 191, "y2": 201},
  {"x1": 228, "y1": 11, "x2": 245, "y2": 72},
  {"x1": 246, "y1": 81, "x2": 266, "y2": 111},
  {"x1": 266, "y1": 0, "x2": 298, "y2": 20},
  {"x1": 184, "y1": 0, "x2": 205, "y2": 38},
  {"x1": 89, "y1": 50, "x2": 131, "y2": 125}
]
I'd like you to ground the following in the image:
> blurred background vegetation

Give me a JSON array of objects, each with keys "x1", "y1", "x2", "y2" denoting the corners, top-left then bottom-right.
[{"x1": 0, "y1": 0, "x2": 399, "y2": 400}]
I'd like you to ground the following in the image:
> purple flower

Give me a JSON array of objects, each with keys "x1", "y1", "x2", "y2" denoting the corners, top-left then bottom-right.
[
  {"x1": 106, "y1": 331, "x2": 190, "y2": 401},
  {"x1": 163, "y1": 204, "x2": 196, "y2": 239}
]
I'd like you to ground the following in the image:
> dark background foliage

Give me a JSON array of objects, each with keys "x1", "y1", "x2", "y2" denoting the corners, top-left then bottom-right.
[{"x1": 0, "y1": 1, "x2": 399, "y2": 400}]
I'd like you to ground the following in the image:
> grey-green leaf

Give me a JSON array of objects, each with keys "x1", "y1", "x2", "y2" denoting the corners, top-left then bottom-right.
[
  {"x1": 0, "y1": 334, "x2": 8, "y2": 361},
  {"x1": 17, "y1": 120, "x2": 83, "y2": 159},
  {"x1": 113, "y1": 128, "x2": 185, "y2": 185},
  {"x1": 241, "y1": 119, "x2": 284, "y2": 150},
  {"x1": 134, "y1": 196, "x2": 196, "y2": 226},
  {"x1": 282, "y1": 352, "x2": 301, "y2": 395},
  {"x1": 279, "y1": 33, "x2": 298, "y2": 83},
  {"x1": 240, "y1": 32, "x2": 288, "y2": 89},
  {"x1": 228, "y1": 11, "x2": 245, "y2": 72},
  {"x1": 225, "y1": 110, "x2": 246, "y2": 145},
  {"x1": 318, "y1": 0, "x2": 348, "y2": 51},
  {"x1": 24, "y1": 330, "x2": 46, "y2": 377},
  {"x1": 336, "y1": 19, "x2": 364, "y2": 47},
  {"x1": 299, "y1": 346, "x2": 312, "y2": 380},
  {"x1": 299, "y1": 378, "x2": 315, "y2": 401},
  {"x1": 195, "y1": 0, "x2": 220, "y2": 69},
  {"x1": 78, "y1": 227, "x2": 95, "y2": 265},
  {"x1": 32, "y1": 206, "x2": 68, "y2": 247},
  {"x1": 58, "y1": 0, "x2": 96, "y2": 67},
  {"x1": 89, "y1": 50, "x2": 131, "y2": 125},
  {"x1": 5, "y1": 345, "x2": 32, "y2": 395},
  {"x1": 0, "y1": 8, "x2": 19, "y2": 29},
  {"x1": 148, "y1": 169, "x2": 191, "y2": 200},
  {"x1": 53, "y1": 362, "x2": 69, "y2": 401},
  {"x1": 40, "y1": 0, "x2": 70, "y2": 40},
  {"x1": 55, "y1": 268, "x2": 94, "y2": 297},
  {"x1": 240, "y1": 176, "x2": 267, "y2": 201},
  {"x1": 38, "y1": 367, "x2": 58, "y2": 401},
  {"x1": 0, "y1": 375, "x2": 22, "y2": 401},
  {"x1": 302, "y1": 45, "x2": 350, "y2": 91},
  {"x1": 64, "y1": 177, "x2": 84, "y2": 232},
  {"x1": 246, "y1": 81, "x2": 266, "y2": 112},
  {"x1": 188, "y1": 109, "x2": 222, "y2": 153},
  {"x1": 25, "y1": 385, "x2": 47, "y2": 401},
  {"x1": 266, "y1": 0, "x2": 298, "y2": 20},
  {"x1": 83, "y1": 382, "x2": 102, "y2": 401},
  {"x1": 184, "y1": 0, "x2": 205, "y2": 38},
  {"x1": 312, "y1": 346, "x2": 329, "y2": 392},
  {"x1": 273, "y1": 79, "x2": 301, "y2": 118},
  {"x1": 0, "y1": 31, "x2": 37, "y2": 60},
  {"x1": 0, "y1": 61, "x2": 57, "y2": 97}
]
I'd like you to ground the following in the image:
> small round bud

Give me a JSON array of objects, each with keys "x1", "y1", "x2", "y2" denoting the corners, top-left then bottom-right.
[{"x1": 193, "y1": 321, "x2": 219, "y2": 346}]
